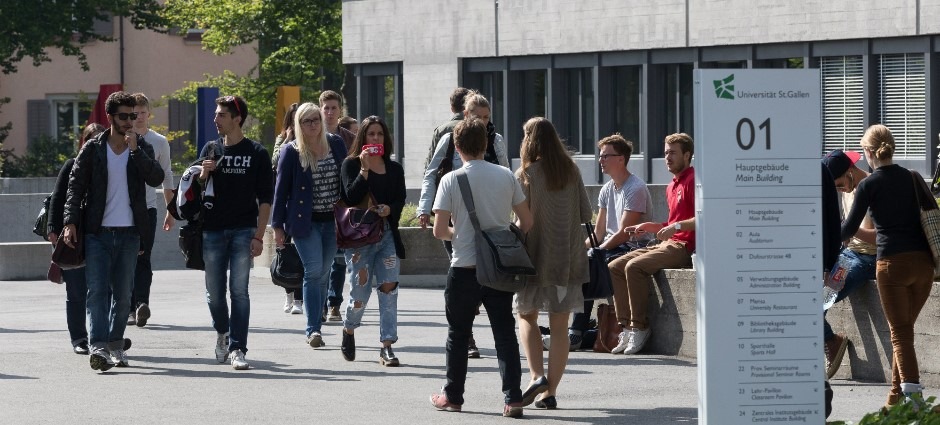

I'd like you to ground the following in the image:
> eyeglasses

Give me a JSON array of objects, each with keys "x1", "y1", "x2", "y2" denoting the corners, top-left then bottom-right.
[
  {"x1": 598, "y1": 154, "x2": 623, "y2": 160},
  {"x1": 112, "y1": 112, "x2": 139, "y2": 121},
  {"x1": 222, "y1": 95, "x2": 241, "y2": 117},
  {"x1": 301, "y1": 118, "x2": 321, "y2": 127}
]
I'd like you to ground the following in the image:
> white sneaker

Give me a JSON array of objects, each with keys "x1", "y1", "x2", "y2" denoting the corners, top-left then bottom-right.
[
  {"x1": 611, "y1": 330, "x2": 630, "y2": 354},
  {"x1": 541, "y1": 335, "x2": 551, "y2": 351},
  {"x1": 290, "y1": 300, "x2": 303, "y2": 315},
  {"x1": 110, "y1": 348, "x2": 129, "y2": 367},
  {"x1": 230, "y1": 350, "x2": 249, "y2": 370},
  {"x1": 215, "y1": 332, "x2": 230, "y2": 363},
  {"x1": 623, "y1": 328, "x2": 651, "y2": 355},
  {"x1": 284, "y1": 293, "x2": 294, "y2": 313},
  {"x1": 127, "y1": 312, "x2": 137, "y2": 326}
]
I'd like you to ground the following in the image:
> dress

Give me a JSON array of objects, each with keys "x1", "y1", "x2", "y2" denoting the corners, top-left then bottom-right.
[{"x1": 514, "y1": 161, "x2": 592, "y2": 314}]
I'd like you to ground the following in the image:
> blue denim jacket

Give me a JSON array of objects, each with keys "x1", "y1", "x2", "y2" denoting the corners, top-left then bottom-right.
[{"x1": 271, "y1": 134, "x2": 347, "y2": 238}]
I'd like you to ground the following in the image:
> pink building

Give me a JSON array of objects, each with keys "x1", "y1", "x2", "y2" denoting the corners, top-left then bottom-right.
[{"x1": 0, "y1": 15, "x2": 256, "y2": 158}]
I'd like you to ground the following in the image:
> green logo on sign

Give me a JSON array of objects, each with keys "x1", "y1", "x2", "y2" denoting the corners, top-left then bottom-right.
[{"x1": 713, "y1": 74, "x2": 735, "y2": 100}]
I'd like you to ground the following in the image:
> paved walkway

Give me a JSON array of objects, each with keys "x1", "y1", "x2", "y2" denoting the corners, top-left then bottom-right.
[{"x1": 0, "y1": 270, "x2": 903, "y2": 424}]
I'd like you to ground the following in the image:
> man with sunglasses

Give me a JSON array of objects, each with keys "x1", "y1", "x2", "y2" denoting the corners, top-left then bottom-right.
[
  {"x1": 198, "y1": 95, "x2": 274, "y2": 371},
  {"x1": 62, "y1": 91, "x2": 165, "y2": 371}
]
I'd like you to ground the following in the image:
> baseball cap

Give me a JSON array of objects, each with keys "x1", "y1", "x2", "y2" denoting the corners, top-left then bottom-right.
[{"x1": 822, "y1": 149, "x2": 861, "y2": 178}]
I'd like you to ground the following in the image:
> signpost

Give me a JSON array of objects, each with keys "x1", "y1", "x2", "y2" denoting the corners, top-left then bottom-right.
[{"x1": 694, "y1": 69, "x2": 824, "y2": 424}]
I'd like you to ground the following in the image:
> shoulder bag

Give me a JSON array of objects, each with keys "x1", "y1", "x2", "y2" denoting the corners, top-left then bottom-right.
[
  {"x1": 52, "y1": 228, "x2": 85, "y2": 270},
  {"x1": 583, "y1": 222, "x2": 615, "y2": 300},
  {"x1": 334, "y1": 193, "x2": 384, "y2": 249},
  {"x1": 33, "y1": 195, "x2": 51, "y2": 240},
  {"x1": 453, "y1": 168, "x2": 536, "y2": 293},
  {"x1": 593, "y1": 303, "x2": 621, "y2": 353},
  {"x1": 911, "y1": 170, "x2": 940, "y2": 279},
  {"x1": 271, "y1": 237, "x2": 303, "y2": 290}
]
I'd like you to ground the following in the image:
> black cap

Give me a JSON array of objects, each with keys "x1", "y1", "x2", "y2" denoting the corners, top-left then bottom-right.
[{"x1": 822, "y1": 149, "x2": 861, "y2": 178}]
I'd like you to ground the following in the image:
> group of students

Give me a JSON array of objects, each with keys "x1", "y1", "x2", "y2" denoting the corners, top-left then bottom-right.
[{"x1": 46, "y1": 87, "x2": 936, "y2": 416}]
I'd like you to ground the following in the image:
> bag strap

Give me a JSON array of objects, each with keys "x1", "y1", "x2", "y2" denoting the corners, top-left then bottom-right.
[
  {"x1": 911, "y1": 170, "x2": 937, "y2": 211},
  {"x1": 584, "y1": 222, "x2": 600, "y2": 248},
  {"x1": 454, "y1": 168, "x2": 483, "y2": 233}
]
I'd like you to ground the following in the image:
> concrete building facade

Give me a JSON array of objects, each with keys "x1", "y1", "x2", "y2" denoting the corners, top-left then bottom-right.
[
  {"x1": 342, "y1": 0, "x2": 940, "y2": 186},
  {"x1": 0, "y1": 15, "x2": 256, "y2": 160}
]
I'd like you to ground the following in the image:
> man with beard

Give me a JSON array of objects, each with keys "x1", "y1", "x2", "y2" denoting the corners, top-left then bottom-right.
[
  {"x1": 62, "y1": 91, "x2": 165, "y2": 371},
  {"x1": 198, "y1": 95, "x2": 273, "y2": 370},
  {"x1": 608, "y1": 133, "x2": 696, "y2": 355}
]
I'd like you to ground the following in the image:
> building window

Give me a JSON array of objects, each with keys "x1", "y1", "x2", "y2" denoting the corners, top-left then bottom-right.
[
  {"x1": 554, "y1": 68, "x2": 594, "y2": 154},
  {"x1": 820, "y1": 56, "x2": 865, "y2": 154},
  {"x1": 665, "y1": 64, "x2": 694, "y2": 136},
  {"x1": 351, "y1": 62, "x2": 403, "y2": 161},
  {"x1": 878, "y1": 53, "x2": 926, "y2": 159},
  {"x1": 52, "y1": 98, "x2": 92, "y2": 141},
  {"x1": 505, "y1": 69, "x2": 546, "y2": 157},
  {"x1": 611, "y1": 66, "x2": 641, "y2": 152}
]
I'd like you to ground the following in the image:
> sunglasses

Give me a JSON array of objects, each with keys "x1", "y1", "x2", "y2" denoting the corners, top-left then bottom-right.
[
  {"x1": 222, "y1": 95, "x2": 242, "y2": 117},
  {"x1": 111, "y1": 112, "x2": 139, "y2": 121}
]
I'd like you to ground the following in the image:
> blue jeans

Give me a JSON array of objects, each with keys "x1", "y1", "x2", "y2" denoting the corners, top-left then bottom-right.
[
  {"x1": 444, "y1": 267, "x2": 522, "y2": 405},
  {"x1": 343, "y1": 229, "x2": 399, "y2": 343},
  {"x1": 64, "y1": 267, "x2": 88, "y2": 346},
  {"x1": 293, "y1": 221, "x2": 337, "y2": 337},
  {"x1": 824, "y1": 249, "x2": 877, "y2": 341},
  {"x1": 327, "y1": 251, "x2": 346, "y2": 307},
  {"x1": 203, "y1": 228, "x2": 254, "y2": 353},
  {"x1": 85, "y1": 228, "x2": 139, "y2": 350},
  {"x1": 131, "y1": 208, "x2": 157, "y2": 307}
]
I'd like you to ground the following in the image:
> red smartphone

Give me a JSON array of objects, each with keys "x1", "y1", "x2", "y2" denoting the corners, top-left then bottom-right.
[{"x1": 363, "y1": 144, "x2": 384, "y2": 156}]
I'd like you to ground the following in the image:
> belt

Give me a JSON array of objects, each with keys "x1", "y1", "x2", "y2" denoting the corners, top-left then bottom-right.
[{"x1": 100, "y1": 226, "x2": 136, "y2": 232}]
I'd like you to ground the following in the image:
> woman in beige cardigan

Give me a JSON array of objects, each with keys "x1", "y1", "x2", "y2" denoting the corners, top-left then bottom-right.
[{"x1": 515, "y1": 117, "x2": 592, "y2": 409}]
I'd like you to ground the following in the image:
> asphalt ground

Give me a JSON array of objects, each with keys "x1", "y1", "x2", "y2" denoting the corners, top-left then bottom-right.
[{"x1": 0, "y1": 270, "x2": 905, "y2": 424}]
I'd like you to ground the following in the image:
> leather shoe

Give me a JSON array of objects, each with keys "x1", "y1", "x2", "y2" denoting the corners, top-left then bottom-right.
[
  {"x1": 341, "y1": 330, "x2": 355, "y2": 361},
  {"x1": 73, "y1": 341, "x2": 89, "y2": 355},
  {"x1": 534, "y1": 395, "x2": 557, "y2": 409},
  {"x1": 522, "y1": 376, "x2": 549, "y2": 406},
  {"x1": 379, "y1": 346, "x2": 399, "y2": 366}
]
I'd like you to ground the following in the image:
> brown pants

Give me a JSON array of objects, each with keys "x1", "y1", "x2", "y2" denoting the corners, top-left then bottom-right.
[
  {"x1": 876, "y1": 250, "x2": 933, "y2": 398},
  {"x1": 608, "y1": 241, "x2": 691, "y2": 329}
]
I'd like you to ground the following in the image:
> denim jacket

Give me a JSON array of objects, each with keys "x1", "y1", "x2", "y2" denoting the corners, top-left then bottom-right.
[{"x1": 271, "y1": 134, "x2": 347, "y2": 238}]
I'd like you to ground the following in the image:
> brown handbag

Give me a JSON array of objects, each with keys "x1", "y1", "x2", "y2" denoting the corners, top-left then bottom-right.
[
  {"x1": 51, "y1": 228, "x2": 85, "y2": 270},
  {"x1": 593, "y1": 303, "x2": 621, "y2": 353},
  {"x1": 46, "y1": 262, "x2": 63, "y2": 284}
]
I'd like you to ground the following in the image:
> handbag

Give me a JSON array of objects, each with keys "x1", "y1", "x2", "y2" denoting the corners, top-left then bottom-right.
[
  {"x1": 179, "y1": 221, "x2": 204, "y2": 270},
  {"x1": 910, "y1": 171, "x2": 940, "y2": 279},
  {"x1": 271, "y1": 239, "x2": 303, "y2": 290},
  {"x1": 51, "y1": 228, "x2": 85, "y2": 270},
  {"x1": 593, "y1": 303, "x2": 621, "y2": 353},
  {"x1": 583, "y1": 222, "x2": 614, "y2": 300},
  {"x1": 47, "y1": 261, "x2": 63, "y2": 284},
  {"x1": 33, "y1": 195, "x2": 51, "y2": 240},
  {"x1": 334, "y1": 195, "x2": 384, "y2": 249},
  {"x1": 454, "y1": 168, "x2": 536, "y2": 293}
]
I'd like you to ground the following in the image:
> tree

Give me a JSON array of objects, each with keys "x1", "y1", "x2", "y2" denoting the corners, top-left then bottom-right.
[
  {"x1": 0, "y1": 0, "x2": 166, "y2": 74},
  {"x1": 160, "y1": 0, "x2": 343, "y2": 132}
]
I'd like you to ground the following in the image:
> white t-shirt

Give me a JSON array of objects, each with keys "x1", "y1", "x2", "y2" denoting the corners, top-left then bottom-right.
[
  {"x1": 433, "y1": 160, "x2": 526, "y2": 268},
  {"x1": 102, "y1": 144, "x2": 134, "y2": 227},
  {"x1": 598, "y1": 174, "x2": 652, "y2": 240},
  {"x1": 142, "y1": 129, "x2": 173, "y2": 209}
]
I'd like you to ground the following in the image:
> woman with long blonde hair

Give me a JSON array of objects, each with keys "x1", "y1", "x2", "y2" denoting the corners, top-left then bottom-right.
[
  {"x1": 272, "y1": 102, "x2": 348, "y2": 349},
  {"x1": 515, "y1": 117, "x2": 592, "y2": 409}
]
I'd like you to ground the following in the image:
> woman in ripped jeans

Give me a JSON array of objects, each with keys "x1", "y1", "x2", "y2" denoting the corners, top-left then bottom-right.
[{"x1": 339, "y1": 115, "x2": 407, "y2": 366}]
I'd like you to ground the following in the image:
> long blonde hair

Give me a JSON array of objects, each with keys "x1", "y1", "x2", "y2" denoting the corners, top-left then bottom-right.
[
  {"x1": 293, "y1": 102, "x2": 328, "y2": 171},
  {"x1": 517, "y1": 117, "x2": 577, "y2": 191}
]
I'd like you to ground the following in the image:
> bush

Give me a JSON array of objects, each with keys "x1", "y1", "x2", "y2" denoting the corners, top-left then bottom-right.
[
  {"x1": 0, "y1": 135, "x2": 76, "y2": 177},
  {"x1": 855, "y1": 395, "x2": 940, "y2": 425}
]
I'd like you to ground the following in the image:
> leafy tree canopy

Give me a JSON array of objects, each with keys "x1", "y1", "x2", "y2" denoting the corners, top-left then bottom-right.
[
  {"x1": 0, "y1": 0, "x2": 166, "y2": 74},
  {"x1": 161, "y1": 0, "x2": 344, "y2": 131}
]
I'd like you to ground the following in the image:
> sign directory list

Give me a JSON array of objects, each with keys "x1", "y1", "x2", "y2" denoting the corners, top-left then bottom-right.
[{"x1": 693, "y1": 69, "x2": 824, "y2": 424}]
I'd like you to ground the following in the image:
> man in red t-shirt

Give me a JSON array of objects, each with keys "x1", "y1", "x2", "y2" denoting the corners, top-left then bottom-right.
[{"x1": 608, "y1": 133, "x2": 696, "y2": 355}]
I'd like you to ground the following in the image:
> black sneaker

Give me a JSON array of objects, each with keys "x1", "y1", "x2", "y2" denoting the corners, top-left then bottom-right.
[
  {"x1": 73, "y1": 341, "x2": 89, "y2": 355},
  {"x1": 467, "y1": 337, "x2": 480, "y2": 359},
  {"x1": 123, "y1": 338, "x2": 132, "y2": 351},
  {"x1": 379, "y1": 346, "x2": 399, "y2": 367},
  {"x1": 341, "y1": 330, "x2": 355, "y2": 361},
  {"x1": 135, "y1": 303, "x2": 151, "y2": 327}
]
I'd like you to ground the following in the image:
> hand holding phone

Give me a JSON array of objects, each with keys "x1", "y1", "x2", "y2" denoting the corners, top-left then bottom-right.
[{"x1": 362, "y1": 144, "x2": 384, "y2": 156}]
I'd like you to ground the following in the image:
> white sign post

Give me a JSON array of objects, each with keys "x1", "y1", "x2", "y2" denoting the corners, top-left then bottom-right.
[{"x1": 694, "y1": 69, "x2": 824, "y2": 424}]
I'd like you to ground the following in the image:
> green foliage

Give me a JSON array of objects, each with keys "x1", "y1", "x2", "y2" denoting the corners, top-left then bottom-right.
[
  {"x1": 399, "y1": 203, "x2": 427, "y2": 228},
  {"x1": 1, "y1": 135, "x2": 77, "y2": 177},
  {"x1": 857, "y1": 396, "x2": 940, "y2": 425},
  {"x1": 0, "y1": 97, "x2": 11, "y2": 173},
  {"x1": 160, "y1": 0, "x2": 344, "y2": 132},
  {"x1": 0, "y1": 0, "x2": 166, "y2": 74}
]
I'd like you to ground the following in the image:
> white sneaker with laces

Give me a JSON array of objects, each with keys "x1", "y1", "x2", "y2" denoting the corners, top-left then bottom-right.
[
  {"x1": 284, "y1": 293, "x2": 294, "y2": 313},
  {"x1": 623, "y1": 327, "x2": 651, "y2": 355},
  {"x1": 290, "y1": 300, "x2": 303, "y2": 315},
  {"x1": 215, "y1": 332, "x2": 230, "y2": 363},
  {"x1": 230, "y1": 350, "x2": 249, "y2": 370},
  {"x1": 611, "y1": 329, "x2": 631, "y2": 354},
  {"x1": 110, "y1": 348, "x2": 129, "y2": 367}
]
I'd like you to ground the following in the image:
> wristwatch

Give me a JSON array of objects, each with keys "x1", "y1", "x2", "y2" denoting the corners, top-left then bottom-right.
[{"x1": 674, "y1": 223, "x2": 682, "y2": 231}]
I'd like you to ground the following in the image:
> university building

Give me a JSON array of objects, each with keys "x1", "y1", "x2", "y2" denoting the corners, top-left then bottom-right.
[{"x1": 341, "y1": 0, "x2": 940, "y2": 186}]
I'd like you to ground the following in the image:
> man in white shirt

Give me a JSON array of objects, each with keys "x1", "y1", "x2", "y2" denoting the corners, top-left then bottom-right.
[{"x1": 128, "y1": 93, "x2": 175, "y2": 328}]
